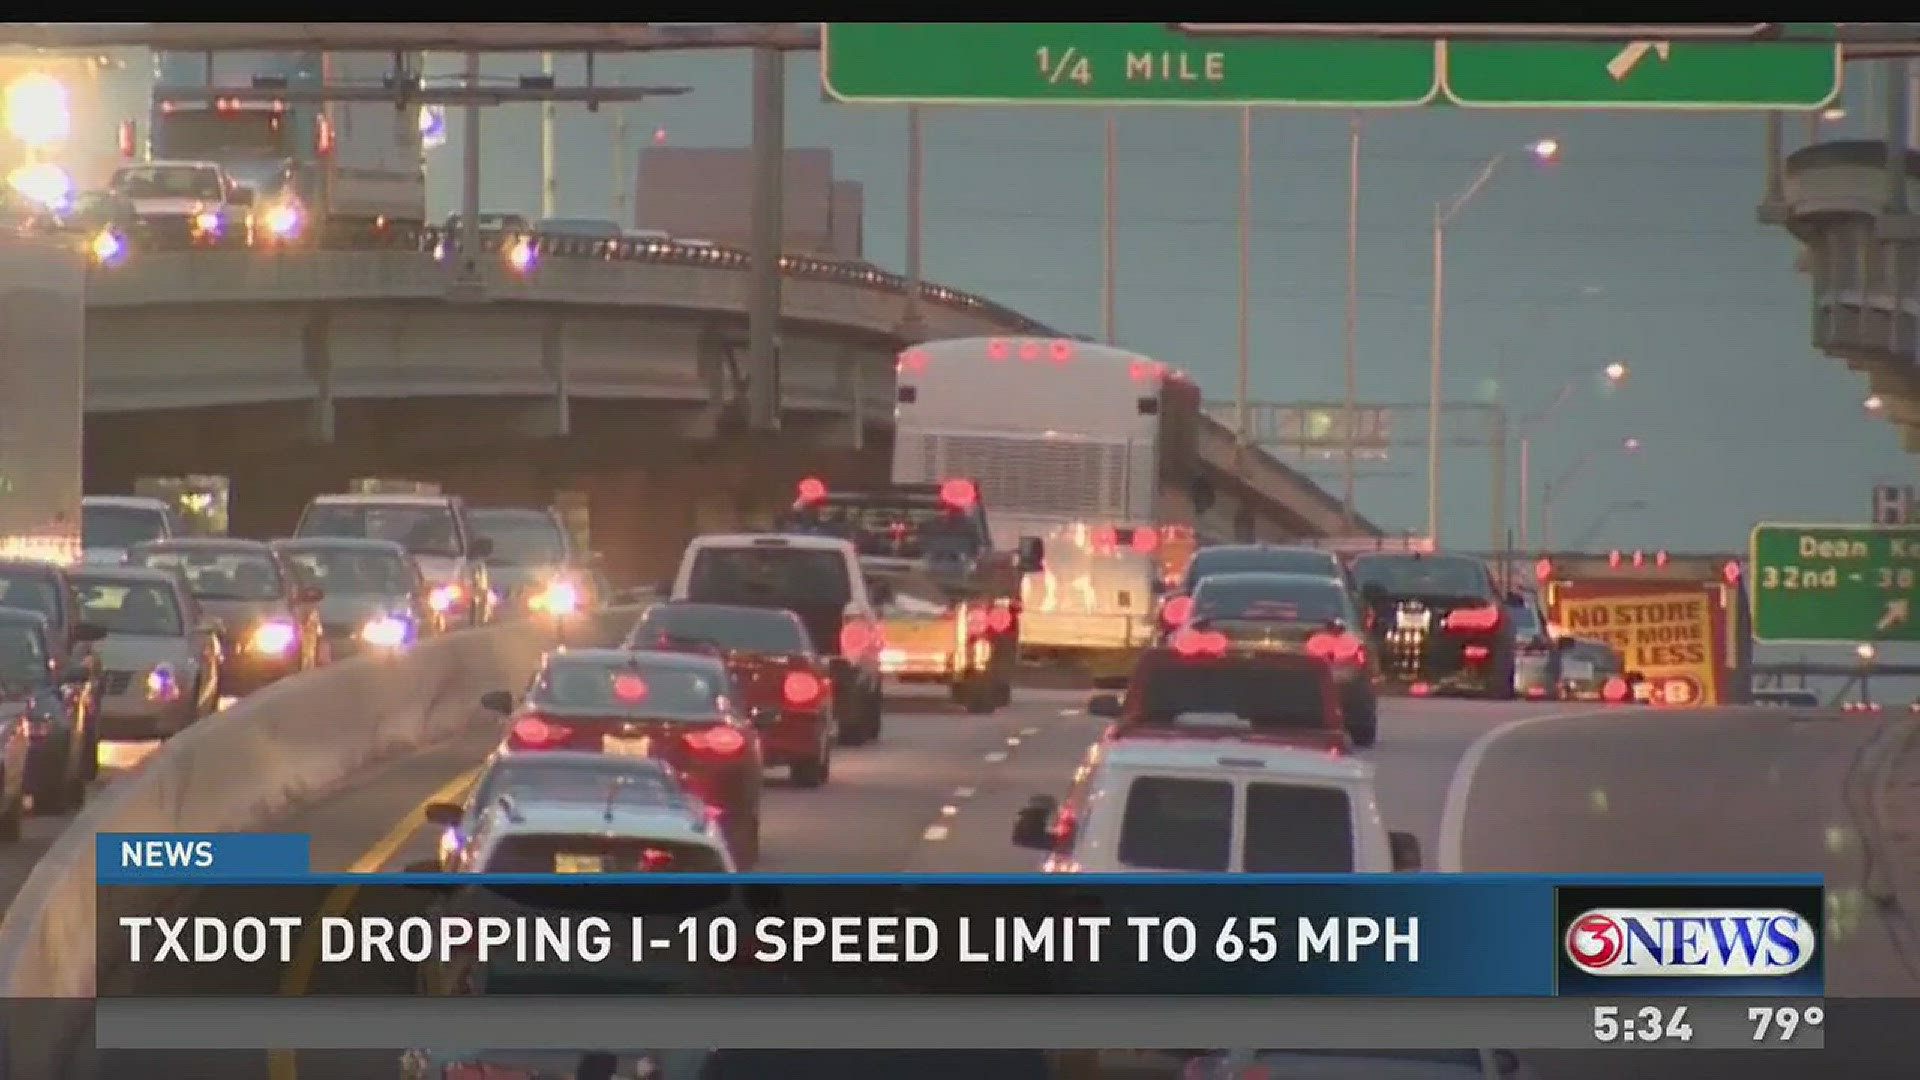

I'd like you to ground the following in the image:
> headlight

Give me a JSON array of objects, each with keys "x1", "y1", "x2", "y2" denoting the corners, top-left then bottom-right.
[
  {"x1": 90, "y1": 228, "x2": 125, "y2": 265},
  {"x1": 428, "y1": 584, "x2": 463, "y2": 613},
  {"x1": 264, "y1": 203, "x2": 301, "y2": 238},
  {"x1": 193, "y1": 210, "x2": 222, "y2": 234},
  {"x1": 145, "y1": 665, "x2": 179, "y2": 701},
  {"x1": 248, "y1": 621, "x2": 297, "y2": 655},
  {"x1": 360, "y1": 615, "x2": 410, "y2": 648},
  {"x1": 531, "y1": 578, "x2": 580, "y2": 616}
]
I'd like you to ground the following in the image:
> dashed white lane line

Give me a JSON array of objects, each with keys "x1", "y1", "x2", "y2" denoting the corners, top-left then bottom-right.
[
  {"x1": 922, "y1": 824, "x2": 951, "y2": 842},
  {"x1": 939, "y1": 804, "x2": 959, "y2": 817},
  {"x1": 984, "y1": 750, "x2": 1008, "y2": 763},
  {"x1": 1005, "y1": 735, "x2": 1022, "y2": 747},
  {"x1": 1059, "y1": 709, "x2": 1081, "y2": 717},
  {"x1": 953, "y1": 786, "x2": 977, "y2": 799},
  {"x1": 1020, "y1": 726, "x2": 1040, "y2": 736}
]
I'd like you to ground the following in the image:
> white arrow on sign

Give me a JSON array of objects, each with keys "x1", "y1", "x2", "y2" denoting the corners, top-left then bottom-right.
[
  {"x1": 1606, "y1": 41, "x2": 1672, "y2": 81},
  {"x1": 1878, "y1": 598, "x2": 1911, "y2": 632}
]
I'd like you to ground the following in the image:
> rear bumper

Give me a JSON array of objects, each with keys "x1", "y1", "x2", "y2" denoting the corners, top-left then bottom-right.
[{"x1": 756, "y1": 711, "x2": 831, "y2": 764}]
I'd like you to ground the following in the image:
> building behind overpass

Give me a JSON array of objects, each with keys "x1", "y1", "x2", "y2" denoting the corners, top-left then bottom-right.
[{"x1": 635, "y1": 146, "x2": 864, "y2": 260}]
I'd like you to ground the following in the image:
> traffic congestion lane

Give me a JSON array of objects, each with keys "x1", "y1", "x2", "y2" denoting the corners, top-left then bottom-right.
[{"x1": 1452, "y1": 706, "x2": 1920, "y2": 1080}]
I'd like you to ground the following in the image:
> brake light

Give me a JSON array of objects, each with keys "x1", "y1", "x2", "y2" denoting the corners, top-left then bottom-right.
[
  {"x1": 315, "y1": 115, "x2": 334, "y2": 156},
  {"x1": 1409, "y1": 682, "x2": 1432, "y2": 697},
  {"x1": 686, "y1": 725, "x2": 747, "y2": 755},
  {"x1": 986, "y1": 606, "x2": 1014, "y2": 634},
  {"x1": 641, "y1": 848, "x2": 675, "y2": 871},
  {"x1": 510, "y1": 716, "x2": 571, "y2": 746},
  {"x1": 1464, "y1": 644, "x2": 1490, "y2": 662},
  {"x1": 939, "y1": 478, "x2": 977, "y2": 509},
  {"x1": 966, "y1": 608, "x2": 989, "y2": 636},
  {"x1": 796, "y1": 477, "x2": 827, "y2": 504},
  {"x1": 611, "y1": 673, "x2": 648, "y2": 702},
  {"x1": 987, "y1": 339, "x2": 1009, "y2": 361},
  {"x1": 1723, "y1": 560, "x2": 1742, "y2": 585},
  {"x1": 1170, "y1": 628, "x2": 1228, "y2": 657},
  {"x1": 1131, "y1": 527, "x2": 1158, "y2": 554},
  {"x1": 117, "y1": 119, "x2": 135, "y2": 158},
  {"x1": 1092, "y1": 525, "x2": 1118, "y2": 550},
  {"x1": 1534, "y1": 557, "x2": 1553, "y2": 583},
  {"x1": 898, "y1": 349, "x2": 928, "y2": 373},
  {"x1": 782, "y1": 670, "x2": 822, "y2": 708},
  {"x1": 1602, "y1": 676, "x2": 1630, "y2": 703},
  {"x1": 1018, "y1": 340, "x2": 1042, "y2": 362},
  {"x1": 1306, "y1": 631, "x2": 1366, "y2": 665},
  {"x1": 1049, "y1": 340, "x2": 1074, "y2": 363},
  {"x1": 839, "y1": 620, "x2": 876, "y2": 655},
  {"x1": 1608, "y1": 550, "x2": 1622, "y2": 569},
  {"x1": 1443, "y1": 605, "x2": 1501, "y2": 633},
  {"x1": 1655, "y1": 549, "x2": 1669, "y2": 568},
  {"x1": 1631, "y1": 549, "x2": 1646, "y2": 568},
  {"x1": 1160, "y1": 595, "x2": 1194, "y2": 627}
]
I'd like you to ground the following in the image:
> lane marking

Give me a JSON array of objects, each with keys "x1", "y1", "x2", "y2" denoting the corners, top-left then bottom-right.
[
  {"x1": 1437, "y1": 707, "x2": 1615, "y2": 873},
  {"x1": 266, "y1": 764, "x2": 483, "y2": 1080},
  {"x1": 939, "y1": 804, "x2": 959, "y2": 817},
  {"x1": 1020, "y1": 726, "x2": 1040, "y2": 737},
  {"x1": 953, "y1": 786, "x2": 977, "y2": 799},
  {"x1": 1005, "y1": 736, "x2": 1022, "y2": 747},
  {"x1": 1059, "y1": 709, "x2": 1082, "y2": 717},
  {"x1": 922, "y1": 823, "x2": 951, "y2": 842},
  {"x1": 984, "y1": 750, "x2": 1008, "y2": 763}
]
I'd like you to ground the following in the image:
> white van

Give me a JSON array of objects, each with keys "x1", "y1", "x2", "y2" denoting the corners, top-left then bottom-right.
[{"x1": 1010, "y1": 720, "x2": 1421, "y2": 874}]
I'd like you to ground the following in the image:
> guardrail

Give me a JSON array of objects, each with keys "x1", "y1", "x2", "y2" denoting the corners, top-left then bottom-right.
[{"x1": 0, "y1": 603, "x2": 647, "y2": 1078}]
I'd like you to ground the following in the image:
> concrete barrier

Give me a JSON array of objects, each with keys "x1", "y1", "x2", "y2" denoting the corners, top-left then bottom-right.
[{"x1": 0, "y1": 604, "x2": 648, "y2": 1077}]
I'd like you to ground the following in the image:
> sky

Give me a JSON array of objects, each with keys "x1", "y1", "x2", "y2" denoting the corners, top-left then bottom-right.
[{"x1": 423, "y1": 48, "x2": 1914, "y2": 568}]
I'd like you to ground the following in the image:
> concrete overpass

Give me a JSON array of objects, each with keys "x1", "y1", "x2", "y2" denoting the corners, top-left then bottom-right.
[
  {"x1": 1761, "y1": 139, "x2": 1920, "y2": 451},
  {"x1": 82, "y1": 230, "x2": 1381, "y2": 578}
]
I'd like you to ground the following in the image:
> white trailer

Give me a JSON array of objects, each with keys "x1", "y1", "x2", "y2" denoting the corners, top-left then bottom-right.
[
  {"x1": 0, "y1": 235, "x2": 83, "y2": 564},
  {"x1": 891, "y1": 336, "x2": 1202, "y2": 677}
]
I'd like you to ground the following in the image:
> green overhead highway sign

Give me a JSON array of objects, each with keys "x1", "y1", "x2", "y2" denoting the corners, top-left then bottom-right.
[
  {"x1": 1444, "y1": 30, "x2": 1840, "y2": 110},
  {"x1": 820, "y1": 23, "x2": 1440, "y2": 107},
  {"x1": 1749, "y1": 523, "x2": 1920, "y2": 644}
]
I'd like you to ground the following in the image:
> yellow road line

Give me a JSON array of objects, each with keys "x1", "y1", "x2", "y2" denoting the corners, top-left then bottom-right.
[{"x1": 265, "y1": 764, "x2": 483, "y2": 1080}]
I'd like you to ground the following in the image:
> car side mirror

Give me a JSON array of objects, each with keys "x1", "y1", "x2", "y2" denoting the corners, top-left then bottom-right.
[
  {"x1": 1017, "y1": 536, "x2": 1046, "y2": 572},
  {"x1": 1086, "y1": 692, "x2": 1123, "y2": 718},
  {"x1": 73, "y1": 622, "x2": 107, "y2": 643},
  {"x1": 423, "y1": 802, "x2": 464, "y2": 827},
  {"x1": 469, "y1": 537, "x2": 495, "y2": 559},
  {"x1": 1011, "y1": 795, "x2": 1059, "y2": 850},
  {"x1": 297, "y1": 585, "x2": 325, "y2": 603},
  {"x1": 478, "y1": 689, "x2": 514, "y2": 714},
  {"x1": 1390, "y1": 831, "x2": 1423, "y2": 872}
]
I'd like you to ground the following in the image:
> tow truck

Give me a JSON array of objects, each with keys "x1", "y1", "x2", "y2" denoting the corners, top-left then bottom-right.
[{"x1": 775, "y1": 477, "x2": 1042, "y2": 714}]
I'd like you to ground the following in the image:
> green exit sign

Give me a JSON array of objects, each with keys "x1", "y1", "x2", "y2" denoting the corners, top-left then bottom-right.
[{"x1": 1749, "y1": 523, "x2": 1920, "y2": 644}]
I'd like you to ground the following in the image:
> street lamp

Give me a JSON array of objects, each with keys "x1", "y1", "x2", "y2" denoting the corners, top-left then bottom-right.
[
  {"x1": 1540, "y1": 435, "x2": 1641, "y2": 550},
  {"x1": 1426, "y1": 137, "x2": 1560, "y2": 544},
  {"x1": 1517, "y1": 361, "x2": 1628, "y2": 551}
]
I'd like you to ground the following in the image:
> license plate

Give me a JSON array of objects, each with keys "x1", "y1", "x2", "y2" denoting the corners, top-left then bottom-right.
[
  {"x1": 1562, "y1": 660, "x2": 1594, "y2": 682},
  {"x1": 553, "y1": 854, "x2": 604, "y2": 874},
  {"x1": 602, "y1": 734, "x2": 652, "y2": 756},
  {"x1": 1396, "y1": 608, "x2": 1431, "y2": 631}
]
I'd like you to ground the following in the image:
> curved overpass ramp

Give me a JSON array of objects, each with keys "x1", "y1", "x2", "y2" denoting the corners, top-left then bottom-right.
[{"x1": 81, "y1": 231, "x2": 1379, "y2": 558}]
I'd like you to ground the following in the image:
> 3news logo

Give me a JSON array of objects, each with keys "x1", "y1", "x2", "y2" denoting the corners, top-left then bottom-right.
[{"x1": 1554, "y1": 885, "x2": 1824, "y2": 996}]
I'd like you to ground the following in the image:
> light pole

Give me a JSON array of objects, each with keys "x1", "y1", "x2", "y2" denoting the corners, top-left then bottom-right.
[
  {"x1": 1517, "y1": 360, "x2": 1629, "y2": 550},
  {"x1": 1342, "y1": 113, "x2": 1362, "y2": 531},
  {"x1": 1235, "y1": 106, "x2": 1253, "y2": 458},
  {"x1": 1541, "y1": 436, "x2": 1641, "y2": 550},
  {"x1": 1102, "y1": 113, "x2": 1118, "y2": 344},
  {"x1": 1425, "y1": 137, "x2": 1559, "y2": 544}
]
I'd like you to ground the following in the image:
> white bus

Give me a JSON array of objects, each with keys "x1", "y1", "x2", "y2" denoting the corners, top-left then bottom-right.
[{"x1": 891, "y1": 336, "x2": 1204, "y2": 675}]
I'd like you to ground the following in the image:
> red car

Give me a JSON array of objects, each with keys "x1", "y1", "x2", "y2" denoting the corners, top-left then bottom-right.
[
  {"x1": 479, "y1": 648, "x2": 765, "y2": 868},
  {"x1": 623, "y1": 601, "x2": 835, "y2": 788}
]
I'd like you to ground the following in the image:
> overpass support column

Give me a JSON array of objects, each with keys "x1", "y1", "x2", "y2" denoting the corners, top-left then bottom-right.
[
  {"x1": 838, "y1": 349, "x2": 865, "y2": 451},
  {"x1": 301, "y1": 308, "x2": 333, "y2": 444},
  {"x1": 541, "y1": 315, "x2": 570, "y2": 438}
]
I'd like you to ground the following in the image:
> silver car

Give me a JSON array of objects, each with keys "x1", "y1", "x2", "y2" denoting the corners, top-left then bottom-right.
[
  {"x1": 271, "y1": 537, "x2": 437, "y2": 658},
  {"x1": 69, "y1": 567, "x2": 220, "y2": 740}
]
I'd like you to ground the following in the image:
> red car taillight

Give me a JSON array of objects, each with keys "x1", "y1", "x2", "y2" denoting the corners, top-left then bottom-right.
[
  {"x1": 964, "y1": 604, "x2": 1017, "y2": 638},
  {"x1": 1443, "y1": 605, "x2": 1501, "y2": 633},
  {"x1": 1159, "y1": 594, "x2": 1194, "y2": 628},
  {"x1": 684, "y1": 725, "x2": 747, "y2": 755},
  {"x1": 509, "y1": 715, "x2": 571, "y2": 746},
  {"x1": 1305, "y1": 631, "x2": 1367, "y2": 666},
  {"x1": 839, "y1": 620, "x2": 877, "y2": 656},
  {"x1": 783, "y1": 670, "x2": 824, "y2": 708}
]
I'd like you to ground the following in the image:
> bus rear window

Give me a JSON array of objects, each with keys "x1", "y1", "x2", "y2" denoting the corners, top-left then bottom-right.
[
  {"x1": 1242, "y1": 783, "x2": 1354, "y2": 873},
  {"x1": 1117, "y1": 777, "x2": 1233, "y2": 871}
]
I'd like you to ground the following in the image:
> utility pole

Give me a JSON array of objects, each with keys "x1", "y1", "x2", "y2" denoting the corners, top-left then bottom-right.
[
  {"x1": 457, "y1": 51, "x2": 483, "y2": 286},
  {"x1": 1101, "y1": 113, "x2": 1118, "y2": 344},
  {"x1": 902, "y1": 105, "x2": 924, "y2": 336},
  {"x1": 540, "y1": 52, "x2": 557, "y2": 219},
  {"x1": 746, "y1": 47, "x2": 786, "y2": 433},
  {"x1": 1342, "y1": 113, "x2": 1361, "y2": 531}
]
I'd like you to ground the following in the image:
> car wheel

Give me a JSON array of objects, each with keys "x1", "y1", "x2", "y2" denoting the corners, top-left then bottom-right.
[
  {"x1": 959, "y1": 676, "x2": 998, "y2": 715},
  {"x1": 1345, "y1": 691, "x2": 1379, "y2": 748},
  {"x1": 790, "y1": 745, "x2": 829, "y2": 789}
]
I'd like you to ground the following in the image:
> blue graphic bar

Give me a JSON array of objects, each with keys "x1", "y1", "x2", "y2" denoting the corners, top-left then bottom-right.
[{"x1": 97, "y1": 833, "x2": 311, "y2": 882}]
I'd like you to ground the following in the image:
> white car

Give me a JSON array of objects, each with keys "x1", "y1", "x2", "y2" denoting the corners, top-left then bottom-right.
[
  {"x1": 671, "y1": 532, "x2": 886, "y2": 746},
  {"x1": 80, "y1": 495, "x2": 183, "y2": 566},
  {"x1": 1183, "y1": 1049, "x2": 1536, "y2": 1079},
  {"x1": 1010, "y1": 716, "x2": 1422, "y2": 874}
]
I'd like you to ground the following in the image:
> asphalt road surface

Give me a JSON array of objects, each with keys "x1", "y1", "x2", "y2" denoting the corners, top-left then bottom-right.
[{"x1": 82, "y1": 689, "x2": 1920, "y2": 1078}]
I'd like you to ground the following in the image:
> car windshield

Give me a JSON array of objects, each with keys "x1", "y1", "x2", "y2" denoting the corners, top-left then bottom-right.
[
  {"x1": 1129, "y1": 655, "x2": 1331, "y2": 728},
  {"x1": 82, "y1": 504, "x2": 168, "y2": 550},
  {"x1": 783, "y1": 500, "x2": 981, "y2": 560},
  {"x1": 0, "y1": 624, "x2": 48, "y2": 688},
  {"x1": 627, "y1": 606, "x2": 811, "y2": 655},
  {"x1": 1192, "y1": 578, "x2": 1350, "y2": 625},
  {"x1": 0, "y1": 573, "x2": 58, "y2": 621},
  {"x1": 279, "y1": 546, "x2": 414, "y2": 597},
  {"x1": 687, "y1": 546, "x2": 851, "y2": 609},
  {"x1": 481, "y1": 834, "x2": 725, "y2": 874},
  {"x1": 470, "y1": 760, "x2": 684, "y2": 816},
  {"x1": 298, "y1": 503, "x2": 461, "y2": 558},
  {"x1": 130, "y1": 548, "x2": 282, "y2": 602},
  {"x1": 110, "y1": 165, "x2": 223, "y2": 201},
  {"x1": 532, "y1": 659, "x2": 725, "y2": 719},
  {"x1": 1350, "y1": 554, "x2": 1491, "y2": 600},
  {"x1": 72, "y1": 579, "x2": 183, "y2": 637},
  {"x1": 1184, "y1": 548, "x2": 1338, "y2": 590},
  {"x1": 471, "y1": 512, "x2": 568, "y2": 567}
]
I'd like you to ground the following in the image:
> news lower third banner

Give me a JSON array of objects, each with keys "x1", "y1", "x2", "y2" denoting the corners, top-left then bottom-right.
[{"x1": 91, "y1": 833, "x2": 1828, "y2": 1050}]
